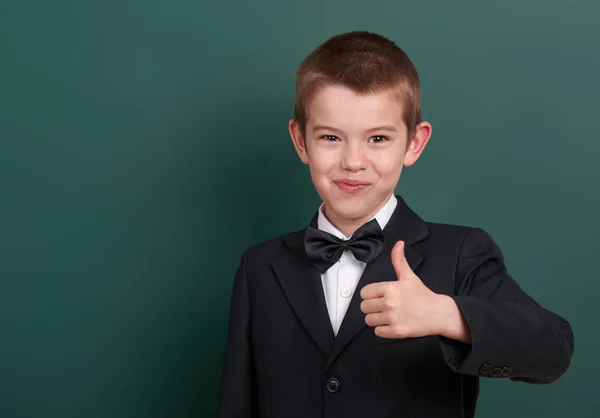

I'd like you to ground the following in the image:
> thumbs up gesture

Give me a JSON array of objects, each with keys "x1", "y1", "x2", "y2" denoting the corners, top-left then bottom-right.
[{"x1": 360, "y1": 241, "x2": 471, "y2": 342}]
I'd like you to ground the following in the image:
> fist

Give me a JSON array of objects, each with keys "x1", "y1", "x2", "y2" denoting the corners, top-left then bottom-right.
[{"x1": 359, "y1": 240, "x2": 447, "y2": 339}]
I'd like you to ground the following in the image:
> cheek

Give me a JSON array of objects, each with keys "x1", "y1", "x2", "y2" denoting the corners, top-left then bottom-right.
[
  {"x1": 373, "y1": 151, "x2": 404, "y2": 177},
  {"x1": 308, "y1": 149, "x2": 337, "y2": 176}
]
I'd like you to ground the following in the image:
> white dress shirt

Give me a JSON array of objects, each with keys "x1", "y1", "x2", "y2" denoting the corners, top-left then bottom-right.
[{"x1": 317, "y1": 194, "x2": 397, "y2": 336}]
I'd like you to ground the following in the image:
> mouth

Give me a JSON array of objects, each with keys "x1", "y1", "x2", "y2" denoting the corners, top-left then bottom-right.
[{"x1": 333, "y1": 179, "x2": 372, "y2": 194}]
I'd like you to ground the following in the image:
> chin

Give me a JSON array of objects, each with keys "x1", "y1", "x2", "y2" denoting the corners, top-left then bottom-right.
[{"x1": 324, "y1": 197, "x2": 371, "y2": 220}]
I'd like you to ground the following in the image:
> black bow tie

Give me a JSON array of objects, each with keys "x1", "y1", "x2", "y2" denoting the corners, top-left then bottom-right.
[{"x1": 304, "y1": 219, "x2": 386, "y2": 274}]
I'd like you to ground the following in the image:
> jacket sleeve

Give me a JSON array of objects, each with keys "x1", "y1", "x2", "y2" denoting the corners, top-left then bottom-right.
[
  {"x1": 217, "y1": 252, "x2": 258, "y2": 417},
  {"x1": 439, "y1": 227, "x2": 574, "y2": 384}
]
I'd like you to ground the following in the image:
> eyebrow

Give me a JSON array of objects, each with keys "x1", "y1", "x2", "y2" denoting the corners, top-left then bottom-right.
[{"x1": 313, "y1": 125, "x2": 398, "y2": 134}]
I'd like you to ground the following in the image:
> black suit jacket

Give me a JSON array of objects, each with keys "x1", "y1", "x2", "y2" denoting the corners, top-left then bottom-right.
[{"x1": 217, "y1": 196, "x2": 573, "y2": 418}]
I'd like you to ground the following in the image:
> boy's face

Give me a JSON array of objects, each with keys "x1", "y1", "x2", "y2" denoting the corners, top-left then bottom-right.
[{"x1": 289, "y1": 85, "x2": 431, "y2": 232}]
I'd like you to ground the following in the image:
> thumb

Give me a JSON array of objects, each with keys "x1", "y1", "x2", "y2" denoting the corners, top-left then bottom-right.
[{"x1": 392, "y1": 240, "x2": 414, "y2": 280}]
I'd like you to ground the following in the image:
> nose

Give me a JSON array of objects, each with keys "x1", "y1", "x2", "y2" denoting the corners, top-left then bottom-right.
[{"x1": 341, "y1": 142, "x2": 368, "y2": 172}]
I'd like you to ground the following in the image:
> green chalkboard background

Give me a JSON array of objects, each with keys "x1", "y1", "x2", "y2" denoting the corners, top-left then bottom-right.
[{"x1": 1, "y1": 1, "x2": 598, "y2": 417}]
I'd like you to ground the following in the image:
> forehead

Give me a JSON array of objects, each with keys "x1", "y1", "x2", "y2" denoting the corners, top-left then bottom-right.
[{"x1": 306, "y1": 85, "x2": 405, "y2": 131}]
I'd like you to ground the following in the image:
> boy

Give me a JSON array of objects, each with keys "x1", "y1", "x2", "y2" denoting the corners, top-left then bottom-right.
[{"x1": 217, "y1": 31, "x2": 573, "y2": 418}]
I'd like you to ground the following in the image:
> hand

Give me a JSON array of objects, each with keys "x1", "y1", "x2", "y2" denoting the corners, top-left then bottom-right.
[{"x1": 360, "y1": 240, "x2": 468, "y2": 340}]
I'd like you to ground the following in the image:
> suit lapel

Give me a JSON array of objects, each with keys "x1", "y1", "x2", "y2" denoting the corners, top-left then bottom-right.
[
  {"x1": 271, "y1": 231, "x2": 335, "y2": 357},
  {"x1": 270, "y1": 195, "x2": 429, "y2": 365},
  {"x1": 327, "y1": 195, "x2": 429, "y2": 367}
]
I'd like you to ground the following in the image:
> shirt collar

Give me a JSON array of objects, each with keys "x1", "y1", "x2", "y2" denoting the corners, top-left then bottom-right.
[{"x1": 317, "y1": 194, "x2": 397, "y2": 240}]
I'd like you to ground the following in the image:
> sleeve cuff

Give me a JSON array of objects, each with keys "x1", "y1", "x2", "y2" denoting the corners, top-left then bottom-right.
[{"x1": 439, "y1": 335, "x2": 473, "y2": 373}]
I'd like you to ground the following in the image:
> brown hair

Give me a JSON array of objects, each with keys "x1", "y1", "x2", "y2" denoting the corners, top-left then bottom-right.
[{"x1": 293, "y1": 31, "x2": 421, "y2": 139}]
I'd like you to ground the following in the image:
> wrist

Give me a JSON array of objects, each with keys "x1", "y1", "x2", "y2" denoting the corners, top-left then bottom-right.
[{"x1": 435, "y1": 295, "x2": 472, "y2": 343}]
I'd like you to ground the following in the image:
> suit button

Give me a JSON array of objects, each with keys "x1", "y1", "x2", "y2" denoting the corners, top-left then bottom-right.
[
  {"x1": 491, "y1": 367, "x2": 503, "y2": 377},
  {"x1": 479, "y1": 363, "x2": 493, "y2": 377},
  {"x1": 326, "y1": 377, "x2": 340, "y2": 393}
]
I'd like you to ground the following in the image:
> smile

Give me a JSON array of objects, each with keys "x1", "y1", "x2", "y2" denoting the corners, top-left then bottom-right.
[{"x1": 334, "y1": 180, "x2": 371, "y2": 194}]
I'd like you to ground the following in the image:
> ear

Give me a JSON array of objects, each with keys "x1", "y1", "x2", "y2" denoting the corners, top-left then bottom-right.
[
  {"x1": 403, "y1": 121, "x2": 432, "y2": 167},
  {"x1": 289, "y1": 118, "x2": 310, "y2": 165}
]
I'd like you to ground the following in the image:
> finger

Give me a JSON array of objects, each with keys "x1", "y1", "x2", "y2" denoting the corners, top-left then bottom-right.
[
  {"x1": 392, "y1": 240, "x2": 414, "y2": 280},
  {"x1": 360, "y1": 297, "x2": 385, "y2": 314},
  {"x1": 374, "y1": 325, "x2": 395, "y2": 339},
  {"x1": 365, "y1": 312, "x2": 389, "y2": 327},
  {"x1": 360, "y1": 282, "x2": 391, "y2": 300}
]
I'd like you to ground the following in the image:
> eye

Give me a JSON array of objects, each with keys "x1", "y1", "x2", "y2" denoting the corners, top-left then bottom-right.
[
  {"x1": 369, "y1": 135, "x2": 388, "y2": 143},
  {"x1": 321, "y1": 135, "x2": 340, "y2": 142}
]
